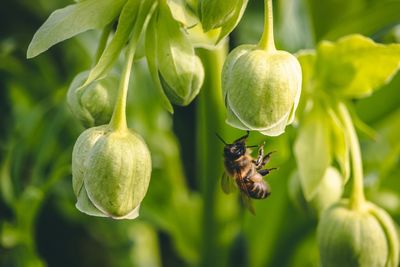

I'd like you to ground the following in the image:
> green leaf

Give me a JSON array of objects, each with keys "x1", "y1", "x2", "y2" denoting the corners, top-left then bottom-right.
[
  {"x1": 187, "y1": 24, "x2": 221, "y2": 49},
  {"x1": 316, "y1": 34, "x2": 400, "y2": 98},
  {"x1": 167, "y1": 0, "x2": 198, "y2": 27},
  {"x1": 27, "y1": 0, "x2": 126, "y2": 58},
  {"x1": 306, "y1": 0, "x2": 364, "y2": 41},
  {"x1": 217, "y1": 0, "x2": 248, "y2": 43},
  {"x1": 199, "y1": 0, "x2": 239, "y2": 31},
  {"x1": 81, "y1": 0, "x2": 140, "y2": 87},
  {"x1": 145, "y1": 11, "x2": 174, "y2": 113},
  {"x1": 294, "y1": 104, "x2": 332, "y2": 200},
  {"x1": 296, "y1": 50, "x2": 316, "y2": 95},
  {"x1": 323, "y1": 1, "x2": 400, "y2": 41}
]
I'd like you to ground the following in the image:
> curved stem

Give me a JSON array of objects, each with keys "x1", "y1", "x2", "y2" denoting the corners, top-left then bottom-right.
[
  {"x1": 109, "y1": 1, "x2": 156, "y2": 131},
  {"x1": 338, "y1": 103, "x2": 366, "y2": 210},
  {"x1": 259, "y1": 0, "x2": 276, "y2": 51}
]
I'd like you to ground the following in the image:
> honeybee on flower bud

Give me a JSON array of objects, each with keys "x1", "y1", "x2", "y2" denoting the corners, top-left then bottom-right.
[{"x1": 217, "y1": 131, "x2": 276, "y2": 214}]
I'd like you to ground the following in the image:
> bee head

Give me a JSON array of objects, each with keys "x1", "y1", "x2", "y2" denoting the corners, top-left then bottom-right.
[
  {"x1": 224, "y1": 142, "x2": 246, "y2": 159},
  {"x1": 217, "y1": 132, "x2": 249, "y2": 160}
]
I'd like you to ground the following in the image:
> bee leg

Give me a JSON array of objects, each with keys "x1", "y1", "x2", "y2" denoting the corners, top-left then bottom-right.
[
  {"x1": 234, "y1": 131, "x2": 250, "y2": 143},
  {"x1": 256, "y1": 151, "x2": 276, "y2": 170},
  {"x1": 258, "y1": 167, "x2": 277, "y2": 176},
  {"x1": 253, "y1": 142, "x2": 265, "y2": 168}
]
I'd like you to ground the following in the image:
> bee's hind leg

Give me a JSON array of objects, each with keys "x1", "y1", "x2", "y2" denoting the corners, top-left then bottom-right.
[{"x1": 262, "y1": 151, "x2": 275, "y2": 166}]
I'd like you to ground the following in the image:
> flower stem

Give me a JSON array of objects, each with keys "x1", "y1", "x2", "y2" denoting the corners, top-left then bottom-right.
[
  {"x1": 259, "y1": 0, "x2": 276, "y2": 51},
  {"x1": 109, "y1": 36, "x2": 137, "y2": 132},
  {"x1": 109, "y1": 1, "x2": 156, "y2": 131},
  {"x1": 338, "y1": 103, "x2": 366, "y2": 211},
  {"x1": 196, "y1": 44, "x2": 228, "y2": 267}
]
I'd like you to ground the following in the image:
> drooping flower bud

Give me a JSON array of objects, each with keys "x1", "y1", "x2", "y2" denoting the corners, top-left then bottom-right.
[
  {"x1": 72, "y1": 125, "x2": 151, "y2": 219},
  {"x1": 317, "y1": 199, "x2": 399, "y2": 267},
  {"x1": 67, "y1": 71, "x2": 118, "y2": 127},
  {"x1": 289, "y1": 167, "x2": 343, "y2": 217},
  {"x1": 222, "y1": 45, "x2": 302, "y2": 136},
  {"x1": 221, "y1": 0, "x2": 301, "y2": 136},
  {"x1": 155, "y1": 3, "x2": 204, "y2": 106}
]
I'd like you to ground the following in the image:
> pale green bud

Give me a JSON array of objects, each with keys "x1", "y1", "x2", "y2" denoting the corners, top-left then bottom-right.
[
  {"x1": 158, "y1": 55, "x2": 204, "y2": 106},
  {"x1": 72, "y1": 125, "x2": 152, "y2": 219},
  {"x1": 155, "y1": 3, "x2": 204, "y2": 106},
  {"x1": 222, "y1": 45, "x2": 302, "y2": 136},
  {"x1": 318, "y1": 199, "x2": 399, "y2": 267},
  {"x1": 67, "y1": 71, "x2": 118, "y2": 127}
]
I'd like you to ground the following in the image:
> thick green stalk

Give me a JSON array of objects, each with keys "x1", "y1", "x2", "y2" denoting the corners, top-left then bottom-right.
[
  {"x1": 338, "y1": 103, "x2": 366, "y2": 211},
  {"x1": 259, "y1": 0, "x2": 276, "y2": 51},
  {"x1": 109, "y1": 41, "x2": 135, "y2": 132},
  {"x1": 196, "y1": 44, "x2": 228, "y2": 267}
]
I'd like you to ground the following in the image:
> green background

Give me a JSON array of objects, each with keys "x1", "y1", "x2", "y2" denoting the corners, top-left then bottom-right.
[{"x1": 1, "y1": 0, "x2": 400, "y2": 266}]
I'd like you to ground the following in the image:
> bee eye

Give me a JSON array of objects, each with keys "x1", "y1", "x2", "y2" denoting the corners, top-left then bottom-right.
[{"x1": 232, "y1": 147, "x2": 243, "y2": 156}]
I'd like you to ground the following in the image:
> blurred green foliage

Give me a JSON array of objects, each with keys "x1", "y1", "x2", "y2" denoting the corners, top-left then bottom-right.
[{"x1": 1, "y1": 0, "x2": 400, "y2": 267}]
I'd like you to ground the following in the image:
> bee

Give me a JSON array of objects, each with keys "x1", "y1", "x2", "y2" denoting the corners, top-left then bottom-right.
[{"x1": 217, "y1": 131, "x2": 276, "y2": 214}]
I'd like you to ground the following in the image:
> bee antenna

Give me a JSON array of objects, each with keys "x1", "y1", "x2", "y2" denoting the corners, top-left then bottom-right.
[{"x1": 215, "y1": 133, "x2": 228, "y2": 145}]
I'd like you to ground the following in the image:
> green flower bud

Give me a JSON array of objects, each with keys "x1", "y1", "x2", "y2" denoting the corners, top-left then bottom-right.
[
  {"x1": 198, "y1": 0, "x2": 239, "y2": 31},
  {"x1": 155, "y1": 2, "x2": 204, "y2": 106},
  {"x1": 158, "y1": 55, "x2": 204, "y2": 106},
  {"x1": 72, "y1": 125, "x2": 151, "y2": 219},
  {"x1": 67, "y1": 71, "x2": 118, "y2": 127},
  {"x1": 289, "y1": 167, "x2": 343, "y2": 217},
  {"x1": 222, "y1": 45, "x2": 302, "y2": 136},
  {"x1": 318, "y1": 199, "x2": 399, "y2": 267}
]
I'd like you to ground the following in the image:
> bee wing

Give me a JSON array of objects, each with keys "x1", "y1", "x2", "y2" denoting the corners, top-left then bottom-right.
[
  {"x1": 221, "y1": 172, "x2": 236, "y2": 194},
  {"x1": 236, "y1": 178, "x2": 256, "y2": 215},
  {"x1": 240, "y1": 191, "x2": 256, "y2": 215}
]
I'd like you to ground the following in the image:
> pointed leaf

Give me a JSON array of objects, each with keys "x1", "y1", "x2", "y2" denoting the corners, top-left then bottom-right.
[
  {"x1": 217, "y1": 0, "x2": 248, "y2": 43},
  {"x1": 316, "y1": 34, "x2": 400, "y2": 98},
  {"x1": 27, "y1": 0, "x2": 126, "y2": 58},
  {"x1": 296, "y1": 50, "x2": 316, "y2": 95},
  {"x1": 145, "y1": 11, "x2": 174, "y2": 113},
  {"x1": 199, "y1": 0, "x2": 239, "y2": 31},
  {"x1": 294, "y1": 104, "x2": 332, "y2": 200}
]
